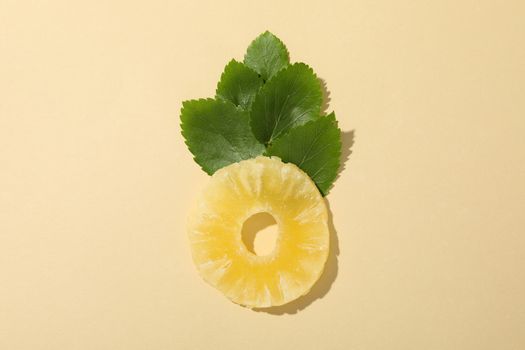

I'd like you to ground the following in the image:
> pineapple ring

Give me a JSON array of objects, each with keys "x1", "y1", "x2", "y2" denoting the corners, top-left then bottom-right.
[{"x1": 188, "y1": 156, "x2": 330, "y2": 308}]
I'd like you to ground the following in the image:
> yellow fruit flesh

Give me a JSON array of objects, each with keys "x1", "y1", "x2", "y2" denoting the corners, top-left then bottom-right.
[{"x1": 188, "y1": 156, "x2": 329, "y2": 308}]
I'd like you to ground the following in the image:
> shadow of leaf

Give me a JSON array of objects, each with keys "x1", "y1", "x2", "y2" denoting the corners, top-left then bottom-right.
[
  {"x1": 338, "y1": 130, "x2": 354, "y2": 178},
  {"x1": 319, "y1": 78, "x2": 331, "y2": 116}
]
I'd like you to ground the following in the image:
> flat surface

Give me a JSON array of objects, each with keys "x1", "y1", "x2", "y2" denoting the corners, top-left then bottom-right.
[{"x1": 1, "y1": 1, "x2": 525, "y2": 349}]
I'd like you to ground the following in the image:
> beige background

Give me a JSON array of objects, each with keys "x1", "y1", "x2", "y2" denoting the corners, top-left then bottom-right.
[{"x1": 1, "y1": 0, "x2": 525, "y2": 349}]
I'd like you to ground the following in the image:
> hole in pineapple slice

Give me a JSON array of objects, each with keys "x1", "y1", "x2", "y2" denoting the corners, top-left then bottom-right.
[{"x1": 241, "y1": 212, "x2": 279, "y2": 256}]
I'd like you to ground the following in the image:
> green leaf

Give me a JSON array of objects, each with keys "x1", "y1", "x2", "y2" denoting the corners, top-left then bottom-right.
[
  {"x1": 180, "y1": 99, "x2": 265, "y2": 175},
  {"x1": 265, "y1": 113, "x2": 341, "y2": 196},
  {"x1": 250, "y1": 63, "x2": 323, "y2": 145},
  {"x1": 216, "y1": 60, "x2": 263, "y2": 110},
  {"x1": 244, "y1": 31, "x2": 290, "y2": 81}
]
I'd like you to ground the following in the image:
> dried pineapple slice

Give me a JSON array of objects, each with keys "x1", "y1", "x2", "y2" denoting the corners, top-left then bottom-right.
[{"x1": 188, "y1": 156, "x2": 329, "y2": 308}]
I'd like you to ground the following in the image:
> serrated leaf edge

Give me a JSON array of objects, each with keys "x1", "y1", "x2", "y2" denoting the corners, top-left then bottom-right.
[
  {"x1": 215, "y1": 59, "x2": 262, "y2": 110},
  {"x1": 180, "y1": 98, "x2": 241, "y2": 175},
  {"x1": 264, "y1": 112, "x2": 342, "y2": 196},
  {"x1": 243, "y1": 31, "x2": 291, "y2": 80}
]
